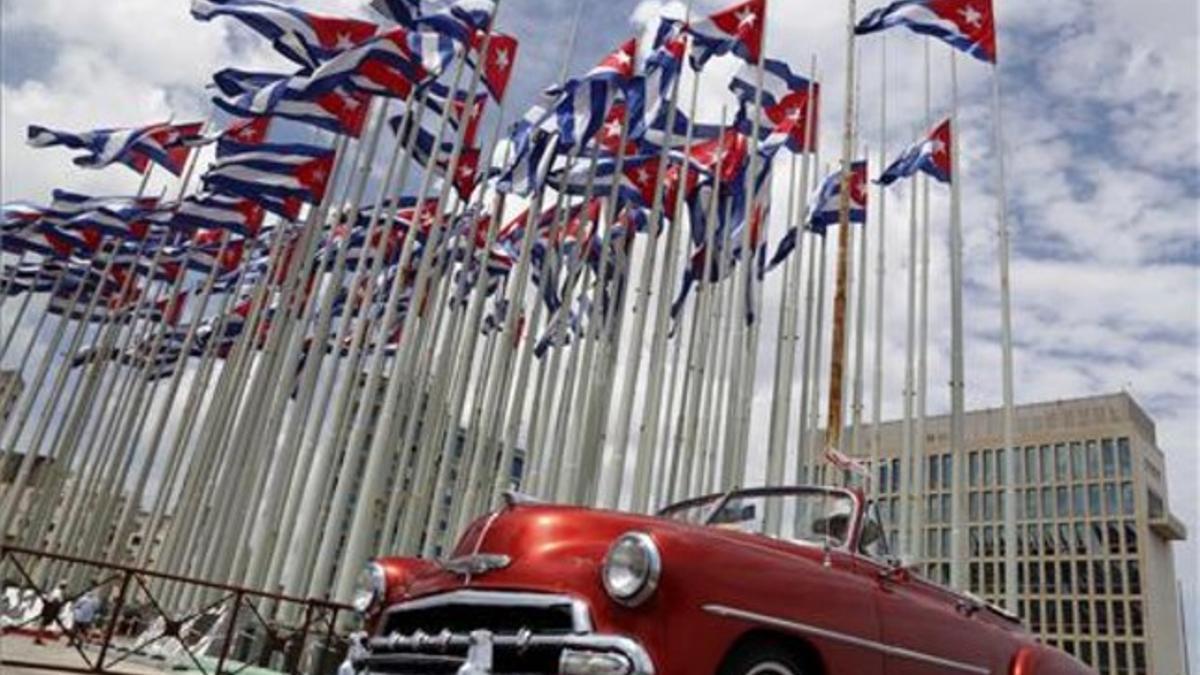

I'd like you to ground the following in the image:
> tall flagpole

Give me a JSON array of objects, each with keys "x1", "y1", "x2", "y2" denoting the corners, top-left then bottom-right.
[
  {"x1": 871, "y1": 37, "x2": 887, "y2": 484},
  {"x1": 899, "y1": 130, "x2": 918, "y2": 560},
  {"x1": 947, "y1": 48, "x2": 967, "y2": 591},
  {"x1": 824, "y1": 0, "x2": 858, "y2": 467},
  {"x1": 911, "y1": 37, "x2": 933, "y2": 565},
  {"x1": 992, "y1": 51, "x2": 1019, "y2": 612}
]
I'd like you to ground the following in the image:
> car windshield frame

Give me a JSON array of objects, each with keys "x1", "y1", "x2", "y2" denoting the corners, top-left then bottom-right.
[{"x1": 656, "y1": 486, "x2": 862, "y2": 550}]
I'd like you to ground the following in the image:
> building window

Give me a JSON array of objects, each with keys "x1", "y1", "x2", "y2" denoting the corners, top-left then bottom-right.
[
  {"x1": 1076, "y1": 560, "x2": 1089, "y2": 594},
  {"x1": 1088, "y1": 485, "x2": 1101, "y2": 517},
  {"x1": 983, "y1": 526, "x2": 995, "y2": 557},
  {"x1": 969, "y1": 452, "x2": 980, "y2": 487},
  {"x1": 1059, "y1": 562, "x2": 1073, "y2": 595},
  {"x1": 1095, "y1": 601, "x2": 1108, "y2": 635},
  {"x1": 1147, "y1": 489, "x2": 1164, "y2": 519},
  {"x1": 1060, "y1": 599, "x2": 1073, "y2": 634},
  {"x1": 1130, "y1": 600, "x2": 1144, "y2": 636},
  {"x1": 1074, "y1": 523, "x2": 1087, "y2": 555},
  {"x1": 984, "y1": 492, "x2": 995, "y2": 521},
  {"x1": 1104, "y1": 484, "x2": 1119, "y2": 516},
  {"x1": 1026, "y1": 525, "x2": 1040, "y2": 556},
  {"x1": 1054, "y1": 444, "x2": 1068, "y2": 481},
  {"x1": 942, "y1": 454, "x2": 952, "y2": 489},
  {"x1": 1029, "y1": 599, "x2": 1041, "y2": 632},
  {"x1": 1079, "y1": 641, "x2": 1093, "y2": 668},
  {"x1": 970, "y1": 493, "x2": 980, "y2": 521},
  {"x1": 1044, "y1": 561, "x2": 1057, "y2": 594},
  {"x1": 1058, "y1": 524, "x2": 1072, "y2": 556},
  {"x1": 1117, "y1": 437, "x2": 1132, "y2": 476},
  {"x1": 1120, "y1": 481, "x2": 1134, "y2": 515},
  {"x1": 1097, "y1": 642, "x2": 1110, "y2": 673},
  {"x1": 1043, "y1": 524, "x2": 1056, "y2": 555},
  {"x1": 1124, "y1": 521, "x2": 1138, "y2": 554},
  {"x1": 1093, "y1": 561, "x2": 1107, "y2": 595},
  {"x1": 929, "y1": 455, "x2": 940, "y2": 489},
  {"x1": 1106, "y1": 520, "x2": 1122, "y2": 555},
  {"x1": 1127, "y1": 560, "x2": 1141, "y2": 595},
  {"x1": 1024, "y1": 446, "x2": 1037, "y2": 485},
  {"x1": 1072, "y1": 486, "x2": 1085, "y2": 517},
  {"x1": 1028, "y1": 561, "x2": 1041, "y2": 593},
  {"x1": 1078, "y1": 599, "x2": 1091, "y2": 633},
  {"x1": 1025, "y1": 489, "x2": 1038, "y2": 521},
  {"x1": 996, "y1": 448, "x2": 1006, "y2": 484},
  {"x1": 1109, "y1": 560, "x2": 1124, "y2": 595},
  {"x1": 1056, "y1": 487, "x2": 1069, "y2": 518},
  {"x1": 1045, "y1": 599, "x2": 1058, "y2": 633},
  {"x1": 1086, "y1": 440, "x2": 1100, "y2": 478},
  {"x1": 1132, "y1": 643, "x2": 1146, "y2": 675},
  {"x1": 1115, "y1": 643, "x2": 1128, "y2": 673},
  {"x1": 1070, "y1": 442, "x2": 1085, "y2": 481},
  {"x1": 1102, "y1": 439, "x2": 1116, "y2": 477},
  {"x1": 983, "y1": 449, "x2": 994, "y2": 486},
  {"x1": 1041, "y1": 488, "x2": 1053, "y2": 520},
  {"x1": 1040, "y1": 445, "x2": 1053, "y2": 482},
  {"x1": 970, "y1": 528, "x2": 980, "y2": 556}
]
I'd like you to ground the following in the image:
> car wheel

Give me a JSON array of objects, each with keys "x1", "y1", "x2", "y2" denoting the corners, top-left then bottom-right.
[{"x1": 718, "y1": 641, "x2": 808, "y2": 675}]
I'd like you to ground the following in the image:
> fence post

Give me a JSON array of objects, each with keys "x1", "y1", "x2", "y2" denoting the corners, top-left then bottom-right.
[
  {"x1": 95, "y1": 569, "x2": 133, "y2": 672},
  {"x1": 216, "y1": 591, "x2": 243, "y2": 675}
]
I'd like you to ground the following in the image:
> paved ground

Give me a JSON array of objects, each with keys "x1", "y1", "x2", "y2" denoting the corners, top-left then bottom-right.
[{"x1": 0, "y1": 633, "x2": 168, "y2": 675}]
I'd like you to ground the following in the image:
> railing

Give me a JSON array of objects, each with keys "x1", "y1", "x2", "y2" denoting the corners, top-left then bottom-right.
[{"x1": 0, "y1": 545, "x2": 354, "y2": 675}]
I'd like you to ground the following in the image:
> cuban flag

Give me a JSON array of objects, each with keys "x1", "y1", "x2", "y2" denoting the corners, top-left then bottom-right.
[
  {"x1": 136, "y1": 122, "x2": 208, "y2": 175},
  {"x1": 202, "y1": 141, "x2": 336, "y2": 217},
  {"x1": 686, "y1": 0, "x2": 765, "y2": 70},
  {"x1": 213, "y1": 69, "x2": 373, "y2": 138},
  {"x1": 855, "y1": 0, "x2": 996, "y2": 63},
  {"x1": 227, "y1": 26, "x2": 458, "y2": 121},
  {"x1": 186, "y1": 231, "x2": 246, "y2": 275},
  {"x1": 469, "y1": 30, "x2": 518, "y2": 102},
  {"x1": 27, "y1": 122, "x2": 204, "y2": 175},
  {"x1": 543, "y1": 37, "x2": 638, "y2": 152},
  {"x1": 171, "y1": 194, "x2": 266, "y2": 236},
  {"x1": 191, "y1": 0, "x2": 380, "y2": 72},
  {"x1": 730, "y1": 59, "x2": 820, "y2": 153},
  {"x1": 878, "y1": 118, "x2": 952, "y2": 185},
  {"x1": 370, "y1": 0, "x2": 494, "y2": 34},
  {"x1": 392, "y1": 107, "x2": 482, "y2": 199},
  {"x1": 626, "y1": 19, "x2": 687, "y2": 141},
  {"x1": 495, "y1": 105, "x2": 558, "y2": 196},
  {"x1": 2, "y1": 202, "x2": 46, "y2": 232},
  {"x1": 65, "y1": 202, "x2": 170, "y2": 241},
  {"x1": 807, "y1": 160, "x2": 869, "y2": 234}
]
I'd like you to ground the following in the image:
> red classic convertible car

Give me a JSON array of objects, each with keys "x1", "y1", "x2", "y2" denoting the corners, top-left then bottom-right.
[{"x1": 345, "y1": 486, "x2": 1092, "y2": 674}]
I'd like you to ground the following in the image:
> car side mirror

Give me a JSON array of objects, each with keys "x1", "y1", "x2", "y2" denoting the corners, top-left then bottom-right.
[{"x1": 879, "y1": 556, "x2": 921, "y2": 583}]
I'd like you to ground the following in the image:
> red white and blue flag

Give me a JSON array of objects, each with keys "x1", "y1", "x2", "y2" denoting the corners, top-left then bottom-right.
[
  {"x1": 27, "y1": 122, "x2": 205, "y2": 175},
  {"x1": 730, "y1": 59, "x2": 819, "y2": 153},
  {"x1": 855, "y1": 0, "x2": 996, "y2": 63},
  {"x1": 686, "y1": 0, "x2": 765, "y2": 70},
  {"x1": 878, "y1": 118, "x2": 952, "y2": 185},
  {"x1": 809, "y1": 161, "x2": 868, "y2": 233},
  {"x1": 213, "y1": 68, "x2": 373, "y2": 138},
  {"x1": 171, "y1": 194, "x2": 267, "y2": 237},
  {"x1": 191, "y1": 0, "x2": 380, "y2": 72},
  {"x1": 202, "y1": 141, "x2": 336, "y2": 218}
]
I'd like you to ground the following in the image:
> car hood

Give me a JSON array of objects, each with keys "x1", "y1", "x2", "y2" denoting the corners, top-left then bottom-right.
[{"x1": 398, "y1": 501, "x2": 829, "y2": 602}]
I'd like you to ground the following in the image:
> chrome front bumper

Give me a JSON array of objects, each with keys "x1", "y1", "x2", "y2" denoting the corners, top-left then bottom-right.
[{"x1": 351, "y1": 590, "x2": 654, "y2": 675}]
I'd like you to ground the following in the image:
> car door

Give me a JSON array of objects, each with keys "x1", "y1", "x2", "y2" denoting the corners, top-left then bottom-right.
[{"x1": 856, "y1": 507, "x2": 992, "y2": 675}]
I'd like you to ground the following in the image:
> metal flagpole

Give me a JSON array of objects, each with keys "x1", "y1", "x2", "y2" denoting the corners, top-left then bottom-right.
[
  {"x1": 823, "y1": 0, "x2": 858, "y2": 468},
  {"x1": 766, "y1": 154, "x2": 800, "y2": 494},
  {"x1": 899, "y1": 137, "x2": 919, "y2": 560},
  {"x1": 803, "y1": 174, "x2": 830, "y2": 484},
  {"x1": 911, "y1": 37, "x2": 933, "y2": 564},
  {"x1": 991, "y1": 53, "x2": 1019, "y2": 612},
  {"x1": 871, "y1": 36, "x2": 887, "y2": 514},
  {"x1": 946, "y1": 48, "x2": 967, "y2": 591}
]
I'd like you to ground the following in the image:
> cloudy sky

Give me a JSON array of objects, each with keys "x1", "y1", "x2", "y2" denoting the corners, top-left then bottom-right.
[{"x1": 2, "y1": 0, "x2": 1196, "y2": 658}]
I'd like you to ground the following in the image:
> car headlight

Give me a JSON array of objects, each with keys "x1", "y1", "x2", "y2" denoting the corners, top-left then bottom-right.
[
  {"x1": 602, "y1": 532, "x2": 661, "y2": 607},
  {"x1": 352, "y1": 562, "x2": 386, "y2": 614}
]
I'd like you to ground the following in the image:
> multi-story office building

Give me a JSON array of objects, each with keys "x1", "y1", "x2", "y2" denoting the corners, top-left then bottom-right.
[{"x1": 841, "y1": 392, "x2": 1189, "y2": 675}]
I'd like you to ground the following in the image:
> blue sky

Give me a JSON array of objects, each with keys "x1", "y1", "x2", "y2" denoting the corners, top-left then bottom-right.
[{"x1": 1, "y1": 0, "x2": 1196, "y2": 659}]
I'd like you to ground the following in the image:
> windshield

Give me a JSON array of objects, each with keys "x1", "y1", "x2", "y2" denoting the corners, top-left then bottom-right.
[{"x1": 660, "y1": 488, "x2": 857, "y2": 547}]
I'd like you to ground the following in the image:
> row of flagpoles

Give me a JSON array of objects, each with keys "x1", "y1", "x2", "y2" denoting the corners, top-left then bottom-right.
[{"x1": 0, "y1": 0, "x2": 1018, "y2": 613}]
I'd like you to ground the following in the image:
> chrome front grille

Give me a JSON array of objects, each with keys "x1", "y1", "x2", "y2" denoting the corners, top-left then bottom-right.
[{"x1": 360, "y1": 590, "x2": 653, "y2": 674}]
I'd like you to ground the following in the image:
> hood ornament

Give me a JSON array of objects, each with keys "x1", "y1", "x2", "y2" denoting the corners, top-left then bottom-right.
[{"x1": 440, "y1": 553, "x2": 511, "y2": 583}]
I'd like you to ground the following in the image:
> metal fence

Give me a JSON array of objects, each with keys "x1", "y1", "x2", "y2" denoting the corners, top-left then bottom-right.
[{"x1": 0, "y1": 545, "x2": 354, "y2": 675}]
